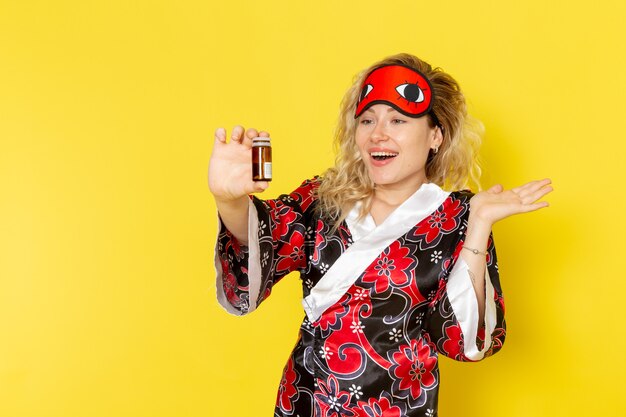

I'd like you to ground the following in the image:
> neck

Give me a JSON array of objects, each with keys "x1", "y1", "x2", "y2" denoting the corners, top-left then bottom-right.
[{"x1": 373, "y1": 179, "x2": 427, "y2": 207}]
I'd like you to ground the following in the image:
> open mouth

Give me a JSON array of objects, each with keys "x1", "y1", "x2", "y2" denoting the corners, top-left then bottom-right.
[{"x1": 370, "y1": 152, "x2": 398, "y2": 161}]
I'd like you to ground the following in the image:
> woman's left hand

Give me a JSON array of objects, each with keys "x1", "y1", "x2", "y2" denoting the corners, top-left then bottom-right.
[{"x1": 469, "y1": 178, "x2": 553, "y2": 226}]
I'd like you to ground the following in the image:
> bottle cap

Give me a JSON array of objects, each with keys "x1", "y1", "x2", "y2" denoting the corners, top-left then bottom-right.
[{"x1": 252, "y1": 137, "x2": 271, "y2": 146}]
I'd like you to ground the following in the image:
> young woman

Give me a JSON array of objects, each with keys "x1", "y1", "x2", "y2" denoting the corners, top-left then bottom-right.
[{"x1": 209, "y1": 53, "x2": 552, "y2": 416}]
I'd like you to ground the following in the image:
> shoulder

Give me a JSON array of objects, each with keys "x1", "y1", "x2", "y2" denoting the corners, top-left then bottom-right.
[
  {"x1": 274, "y1": 176, "x2": 321, "y2": 212},
  {"x1": 443, "y1": 189, "x2": 475, "y2": 220},
  {"x1": 294, "y1": 176, "x2": 321, "y2": 194},
  {"x1": 449, "y1": 189, "x2": 475, "y2": 203}
]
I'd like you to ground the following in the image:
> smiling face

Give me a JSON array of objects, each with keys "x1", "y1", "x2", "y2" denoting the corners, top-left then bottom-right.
[{"x1": 355, "y1": 104, "x2": 442, "y2": 194}]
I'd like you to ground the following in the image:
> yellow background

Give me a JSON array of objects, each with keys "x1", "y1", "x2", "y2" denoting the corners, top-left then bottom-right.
[{"x1": 1, "y1": 1, "x2": 624, "y2": 416}]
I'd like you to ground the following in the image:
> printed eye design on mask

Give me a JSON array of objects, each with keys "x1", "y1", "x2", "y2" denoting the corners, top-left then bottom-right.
[
  {"x1": 395, "y1": 83, "x2": 425, "y2": 103},
  {"x1": 354, "y1": 65, "x2": 434, "y2": 119},
  {"x1": 359, "y1": 84, "x2": 374, "y2": 103}
]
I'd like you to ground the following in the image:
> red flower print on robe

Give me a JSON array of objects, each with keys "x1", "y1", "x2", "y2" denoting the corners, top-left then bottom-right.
[
  {"x1": 317, "y1": 299, "x2": 350, "y2": 334},
  {"x1": 312, "y1": 219, "x2": 327, "y2": 264},
  {"x1": 411, "y1": 197, "x2": 465, "y2": 249},
  {"x1": 277, "y1": 358, "x2": 299, "y2": 414},
  {"x1": 219, "y1": 255, "x2": 249, "y2": 310},
  {"x1": 221, "y1": 268, "x2": 238, "y2": 305},
  {"x1": 275, "y1": 230, "x2": 306, "y2": 274},
  {"x1": 362, "y1": 241, "x2": 416, "y2": 294},
  {"x1": 354, "y1": 391, "x2": 408, "y2": 417},
  {"x1": 268, "y1": 201, "x2": 299, "y2": 240},
  {"x1": 441, "y1": 322, "x2": 465, "y2": 362},
  {"x1": 314, "y1": 374, "x2": 355, "y2": 417},
  {"x1": 388, "y1": 338, "x2": 438, "y2": 409}
]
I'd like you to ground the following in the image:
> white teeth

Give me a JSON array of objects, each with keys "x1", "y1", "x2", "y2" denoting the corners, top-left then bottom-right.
[{"x1": 370, "y1": 152, "x2": 398, "y2": 157}]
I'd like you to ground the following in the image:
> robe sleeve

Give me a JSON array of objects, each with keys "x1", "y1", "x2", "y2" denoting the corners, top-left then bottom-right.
[
  {"x1": 214, "y1": 178, "x2": 318, "y2": 315},
  {"x1": 425, "y1": 234, "x2": 506, "y2": 361}
]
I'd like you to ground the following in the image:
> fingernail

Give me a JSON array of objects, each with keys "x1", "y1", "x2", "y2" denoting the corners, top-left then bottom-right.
[{"x1": 215, "y1": 128, "x2": 226, "y2": 141}]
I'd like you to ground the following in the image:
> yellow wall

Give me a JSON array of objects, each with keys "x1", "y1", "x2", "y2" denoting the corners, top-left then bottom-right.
[{"x1": 1, "y1": 1, "x2": 624, "y2": 416}]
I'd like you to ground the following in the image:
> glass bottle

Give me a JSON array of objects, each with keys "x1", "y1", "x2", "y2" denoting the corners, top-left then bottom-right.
[{"x1": 252, "y1": 137, "x2": 272, "y2": 181}]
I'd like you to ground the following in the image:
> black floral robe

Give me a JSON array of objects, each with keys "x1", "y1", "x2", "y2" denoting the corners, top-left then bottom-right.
[{"x1": 215, "y1": 178, "x2": 506, "y2": 417}]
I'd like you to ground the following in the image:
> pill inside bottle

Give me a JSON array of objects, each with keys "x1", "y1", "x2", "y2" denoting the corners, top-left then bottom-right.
[{"x1": 252, "y1": 137, "x2": 272, "y2": 181}]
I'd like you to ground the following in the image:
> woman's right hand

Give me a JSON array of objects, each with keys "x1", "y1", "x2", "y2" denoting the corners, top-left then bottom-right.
[{"x1": 208, "y1": 125, "x2": 270, "y2": 202}]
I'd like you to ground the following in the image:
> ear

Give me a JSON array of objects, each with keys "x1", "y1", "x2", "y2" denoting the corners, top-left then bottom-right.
[{"x1": 430, "y1": 126, "x2": 444, "y2": 149}]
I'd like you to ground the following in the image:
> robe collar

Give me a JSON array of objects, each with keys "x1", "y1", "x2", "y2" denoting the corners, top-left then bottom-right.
[{"x1": 302, "y1": 182, "x2": 450, "y2": 322}]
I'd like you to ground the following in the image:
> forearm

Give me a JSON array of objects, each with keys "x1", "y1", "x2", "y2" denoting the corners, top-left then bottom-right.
[
  {"x1": 461, "y1": 213, "x2": 493, "y2": 327},
  {"x1": 215, "y1": 196, "x2": 250, "y2": 245}
]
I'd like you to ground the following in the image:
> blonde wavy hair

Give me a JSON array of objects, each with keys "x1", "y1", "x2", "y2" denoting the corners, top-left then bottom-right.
[{"x1": 315, "y1": 53, "x2": 483, "y2": 227}]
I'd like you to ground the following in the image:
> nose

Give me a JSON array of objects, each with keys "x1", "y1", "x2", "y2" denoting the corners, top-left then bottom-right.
[{"x1": 370, "y1": 122, "x2": 388, "y2": 142}]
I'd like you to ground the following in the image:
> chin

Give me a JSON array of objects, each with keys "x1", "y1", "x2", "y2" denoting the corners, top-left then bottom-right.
[
  {"x1": 366, "y1": 172, "x2": 390, "y2": 185},
  {"x1": 371, "y1": 177, "x2": 397, "y2": 187}
]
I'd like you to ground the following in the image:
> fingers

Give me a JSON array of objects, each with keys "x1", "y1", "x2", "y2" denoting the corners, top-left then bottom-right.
[
  {"x1": 487, "y1": 184, "x2": 503, "y2": 194},
  {"x1": 519, "y1": 201, "x2": 550, "y2": 213},
  {"x1": 253, "y1": 181, "x2": 270, "y2": 193},
  {"x1": 214, "y1": 127, "x2": 227, "y2": 143},
  {"x1": 512, "y1": 178, "x2": 551, "y2": 194},
  {"x1": 243, "y1": 128, "x2": 259, "y2": 147},
  {"x1": 245, "y1": 127, "x2": 258, "y2": 136},
  {"x1": 219, "y1": 125, "x2": 270, "y2": 146},
  {"x1": 230, "y1": 125, "x2": 245, "y2": 143},
  {"x1": 244, "y1": 128, "x2": 271, "y2": 145},
  {"x1": 526, "y1": 184, "x2": 553, "y2": 203},
  {"x1": 523, "y1": 178, "x2": 552, "y2": 194},
  {"x1": 518, "y1": 179, "x2": 553, "y2": 205}
]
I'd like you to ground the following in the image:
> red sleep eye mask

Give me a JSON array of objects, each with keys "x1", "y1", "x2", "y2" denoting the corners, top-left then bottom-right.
[{"x1": 354, "y1": 64, "x2": 434, "y2": 119}]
